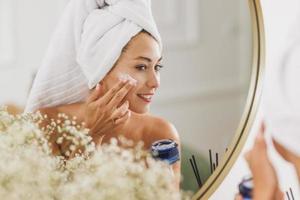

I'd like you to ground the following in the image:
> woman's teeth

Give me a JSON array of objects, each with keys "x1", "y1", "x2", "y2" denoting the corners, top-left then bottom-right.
[
  {"x1": 138, "y1": 94, "x2": 153, "y2": 102},
  {"x1": 141, "y1": 94, "x2": 152, "y2": 98}
]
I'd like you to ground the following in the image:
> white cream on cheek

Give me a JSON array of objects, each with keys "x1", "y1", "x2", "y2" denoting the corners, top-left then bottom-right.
[{"x1": 118, "y1": 73, "x2": 138, "y2": 85}]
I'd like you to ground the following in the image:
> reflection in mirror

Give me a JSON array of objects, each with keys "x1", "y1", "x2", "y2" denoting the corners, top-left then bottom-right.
[{"x1": 0, "y1": 0, "x2": 252, "y2": 197}]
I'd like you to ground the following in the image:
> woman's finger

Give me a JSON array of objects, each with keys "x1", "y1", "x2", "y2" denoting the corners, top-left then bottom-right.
[
  {"x1": 275, "y1": 189, "x2": 284, "y2": 200},
  {"x1": 115, "y1": 110, "x2": 131, "y2": 125},
  {"x1": 87, "y1": 83, "x2": 102, "y2": 103},
  {"x1": 244, "y1": 123, "x2": 266, "y2": 169},
  {"x1": 255, "y1": 124, "x2": 267, "y2": 149},
  {"x1": 107, "y1": 82, "x2": 135, "y2": 109},
  {"x1": 96, "y1": 79, "x2": 127, "y2": 105},
  {"x1": 111, "y1": 101, "x2": 129, "y2": 120},
  {"x1": 244, "y1": 151, "x2": 251, "y2": 165}
]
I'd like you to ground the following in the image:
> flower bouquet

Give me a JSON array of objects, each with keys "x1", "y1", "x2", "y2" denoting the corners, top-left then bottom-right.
[{"x1": 0, "y1": 106, "x2": 191, "y2": 200}]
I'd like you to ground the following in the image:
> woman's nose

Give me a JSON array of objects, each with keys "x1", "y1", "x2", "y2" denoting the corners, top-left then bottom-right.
[{"x1": 146, "y1": 72, "x2": 160, "y2": 89}]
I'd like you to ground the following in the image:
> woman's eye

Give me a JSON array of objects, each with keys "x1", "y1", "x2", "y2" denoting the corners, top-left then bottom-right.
[
  {"x1": 155, "y1": 65, "x2": 164, "y2": 72},
  {"x1": 135, "y1": 65, "x2": 147, "y2": 71}
]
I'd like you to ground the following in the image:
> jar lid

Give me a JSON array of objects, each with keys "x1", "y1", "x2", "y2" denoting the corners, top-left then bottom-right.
[{"x1": 150, "y1": 139, "x2": 180, "y2": 165}]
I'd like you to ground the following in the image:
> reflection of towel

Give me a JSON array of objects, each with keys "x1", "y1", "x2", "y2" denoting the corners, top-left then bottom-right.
[
  {"x1": 25, "y1": 0, "x2": 161, "y2": 113},
  {"x1": 264, "y1": 41, "x2": 300, "y2": 156}
]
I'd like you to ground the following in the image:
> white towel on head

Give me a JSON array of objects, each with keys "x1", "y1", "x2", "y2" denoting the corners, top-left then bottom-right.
[
  {"x1": 25, "y1": 0, "x2": 162, "y2": 113},
  {"x1": 264, "y1": 40, "x2": 300, "y2": 157}
]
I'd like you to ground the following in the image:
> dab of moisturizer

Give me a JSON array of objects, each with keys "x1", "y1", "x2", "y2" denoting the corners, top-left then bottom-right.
[{"x1": 118, "y1": 73, "x2": 137, "y2": 85}]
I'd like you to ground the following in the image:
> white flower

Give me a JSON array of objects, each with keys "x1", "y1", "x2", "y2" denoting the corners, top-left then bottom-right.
[{"x1": 0, "y1": 107, "x2": 191, "y2": 200}]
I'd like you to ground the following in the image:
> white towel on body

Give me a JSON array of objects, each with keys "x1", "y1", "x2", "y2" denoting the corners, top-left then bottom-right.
[
  {"x1": 25, "y1": 0, "x2": 161, "y2": 113},
  {"x1": 264, "y1": 40, "x2": 300, "y2": 156}
]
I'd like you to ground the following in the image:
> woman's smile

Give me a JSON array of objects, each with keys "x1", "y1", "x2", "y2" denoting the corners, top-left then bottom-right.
[{"x1": 137, "y1": 93, "x2": 154, "y2": 103}]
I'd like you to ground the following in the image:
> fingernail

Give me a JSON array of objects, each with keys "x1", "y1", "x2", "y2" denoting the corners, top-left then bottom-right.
[
  {"x1": 96, "y1": 83, "x2": 100, "y2": 90},
  {"x1": 260, "y1": 122, "x2": 265, "y2": 133}
]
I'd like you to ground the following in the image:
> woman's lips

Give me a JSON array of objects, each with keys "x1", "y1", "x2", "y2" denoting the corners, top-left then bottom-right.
[{"x1": 137, "y1": 94, "x2": 154, "y2": 103}]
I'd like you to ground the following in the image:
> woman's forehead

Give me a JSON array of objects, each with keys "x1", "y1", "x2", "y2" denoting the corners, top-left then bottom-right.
[{"x1": 125, "y1": 32, "x2": 162, "y2": 59}]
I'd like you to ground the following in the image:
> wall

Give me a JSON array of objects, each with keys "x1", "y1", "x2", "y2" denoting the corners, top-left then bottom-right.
[{"x1": 0, "y1": 0, "x2": 67, "y2": 105}]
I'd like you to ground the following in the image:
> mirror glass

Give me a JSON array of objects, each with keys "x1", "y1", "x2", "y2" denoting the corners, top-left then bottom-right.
[{"x1": 0, "y1": 0, "x2": 252, "y2": 195}]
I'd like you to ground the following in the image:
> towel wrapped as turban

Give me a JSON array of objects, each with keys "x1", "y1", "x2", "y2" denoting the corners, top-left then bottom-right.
[{"x1": 25, "y1": 0, "x2": 162, "y2": 113}]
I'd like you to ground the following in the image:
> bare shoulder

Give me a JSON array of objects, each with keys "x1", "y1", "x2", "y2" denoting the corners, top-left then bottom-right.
[
  {"x1": 143, "y1": 114, "x2": 180, "y2": 145},
  {"x1": 38, "y1": 107, "x2": 59, "y2": 121}
]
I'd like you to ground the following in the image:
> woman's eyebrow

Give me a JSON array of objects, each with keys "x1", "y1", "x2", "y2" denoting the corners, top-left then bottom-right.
[{"x1": 135, "y1": 56, "x2": 163, "y2": 62}]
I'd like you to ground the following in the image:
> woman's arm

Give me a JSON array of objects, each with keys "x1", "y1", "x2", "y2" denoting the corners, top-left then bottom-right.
[{"x1": 244, "y1": 123, "x2": 284, "y2": 200}]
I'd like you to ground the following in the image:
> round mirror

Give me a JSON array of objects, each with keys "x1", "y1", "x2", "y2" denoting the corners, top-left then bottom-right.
[
  {"x1": 150, "y1": 0, "x2": 263, "y2": 197},
  {"x1": 0, "y1": 0, "x2": 264, "y2": 198}
]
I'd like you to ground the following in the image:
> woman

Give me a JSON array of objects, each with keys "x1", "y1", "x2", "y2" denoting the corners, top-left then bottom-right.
[{"x1": 25, "y1": 0, "x2": 181, "y2": 186}]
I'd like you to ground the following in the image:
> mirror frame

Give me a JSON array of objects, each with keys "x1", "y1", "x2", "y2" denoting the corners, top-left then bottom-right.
[{"x1": 192, "y1": 0, "x2": 265, "y2": 199}]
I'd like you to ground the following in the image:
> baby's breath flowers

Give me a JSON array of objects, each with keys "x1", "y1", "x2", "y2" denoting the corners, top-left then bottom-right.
[
  {"x1": 0, "y1": 106, "x2": 192, "y2": 200},
  {"x1": 40, "y1": 111, "x2": 96, "y2": 159}
]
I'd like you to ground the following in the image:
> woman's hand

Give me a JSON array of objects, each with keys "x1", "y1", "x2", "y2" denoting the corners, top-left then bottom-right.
[
  {"x1": 244, "y1": 123, "x2": 284, "y2": 200},
  {"x1": 84, "y1": 79, "x2": 136, "y2": 145}
]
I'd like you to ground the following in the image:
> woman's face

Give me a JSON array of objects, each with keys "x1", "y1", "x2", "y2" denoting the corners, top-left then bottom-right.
[{"x1": 102, "y1": 32, "x2": 162, "y2": 114}]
